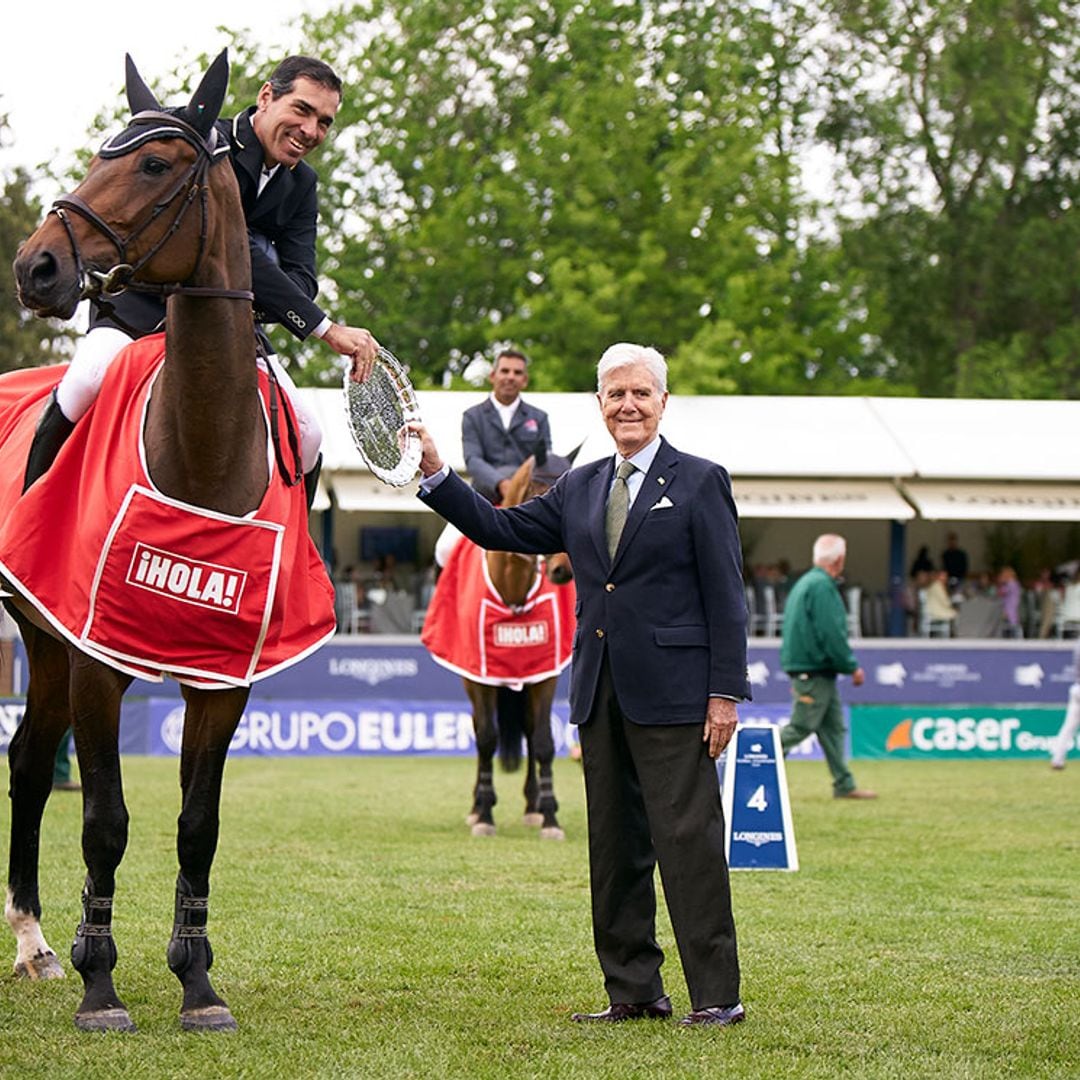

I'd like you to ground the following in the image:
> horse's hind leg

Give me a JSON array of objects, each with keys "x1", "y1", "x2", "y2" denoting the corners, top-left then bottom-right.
[
  {"x1": 67, "y1": 652, "x2": 136, "y2": 1031},
  {"x1": 526, "y1": 681, "x2": 564, "y2": 840},
  {"x1": 521, "y1": 735, "x2": 542, "y2": 827},
  {"x1": 168, "y1": 685, "x2": 248, "y2": 1032},
  {"x1": 5, "y1": 620, "x2": 71, "y2": 981},
  {"x1": 464, "y1": 681, "x2": 498, "y2": 836}
]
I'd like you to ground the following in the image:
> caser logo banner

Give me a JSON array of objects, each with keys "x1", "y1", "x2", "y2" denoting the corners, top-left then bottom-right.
[
  {"x1": 126, "y1": 542, "x2": 247, "y2": 614},
  {"x1": 852, "y1": 705, "x2": 1066, "y2": 759}
]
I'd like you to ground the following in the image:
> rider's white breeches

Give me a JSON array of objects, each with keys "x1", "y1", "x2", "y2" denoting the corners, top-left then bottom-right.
[{"x1": 55, "y1": 327, "x2": 322, "y2": 473}]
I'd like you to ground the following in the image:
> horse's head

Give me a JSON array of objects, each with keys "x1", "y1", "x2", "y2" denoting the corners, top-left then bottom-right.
[
  {"x1": 498, "y1": 444, "x2": 579, "y2": 587},
  {"x1": 13, "y1": 50, "x2": 238, "y2": 319}
]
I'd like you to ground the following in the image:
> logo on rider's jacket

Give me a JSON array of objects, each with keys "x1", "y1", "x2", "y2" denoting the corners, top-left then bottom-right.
[
  {"x1": 126, "y1": 542, "x2": 247, "y2": 614},
  {"x1": 493, "y1": 621, "x2": 549, "y2": 646}
]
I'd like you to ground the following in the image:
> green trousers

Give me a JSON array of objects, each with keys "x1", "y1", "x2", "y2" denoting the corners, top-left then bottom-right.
[
  {"x1": 53, "y1": 729, "x2": 73, "y2": 784},
  {"x1": 780, "y1": 673, "x2": 856, "y2": 795}
]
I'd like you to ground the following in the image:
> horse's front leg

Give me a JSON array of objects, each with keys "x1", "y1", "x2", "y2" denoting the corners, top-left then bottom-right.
[
  {"x1": 526, "y1": 680, "x2": 564, "y2": 840},
  {"x1": 67, "y1": 652, "x2": 136, "y2": 1031},
  {"x1": 464, "y1": 681, "x2": 498, "y2": 836},
  {"x1": 5, "y1": 620, "x2": 71, "y2": 982},
  {"x1": 168, "y1": 685, "x2": 248, "y2": 1032}
]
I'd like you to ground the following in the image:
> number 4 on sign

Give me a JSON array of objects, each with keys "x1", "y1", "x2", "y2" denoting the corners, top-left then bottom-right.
[{"x1": 747, "y1": 785, "x2": 768, "y2": 812}]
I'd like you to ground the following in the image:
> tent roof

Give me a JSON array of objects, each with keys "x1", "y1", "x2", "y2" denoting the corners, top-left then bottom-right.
[{"x1": 302, "y1": 389, "x2": 1080, "y2": 519}]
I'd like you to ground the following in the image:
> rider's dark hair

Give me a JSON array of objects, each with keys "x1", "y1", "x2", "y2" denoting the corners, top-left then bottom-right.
[
  {"x1": 496, "y1": 348, "x2": 529, "y2": 367},
  {"x1": 266, "y1": 57, "x2": 342, "y2": 100}
]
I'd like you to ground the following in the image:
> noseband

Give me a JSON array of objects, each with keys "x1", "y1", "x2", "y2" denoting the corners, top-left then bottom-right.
[{"x1": 50, "y1": 111, "x2": 253, "y2": 311}]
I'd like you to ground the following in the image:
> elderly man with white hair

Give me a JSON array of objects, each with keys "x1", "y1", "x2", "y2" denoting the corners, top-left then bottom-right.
[
  {"x1": 409, "y1": 342, "x2": 749, "y2": 1028},
  {"x1": 779, "y1": 533, "x2": 877, "y2": 799}
]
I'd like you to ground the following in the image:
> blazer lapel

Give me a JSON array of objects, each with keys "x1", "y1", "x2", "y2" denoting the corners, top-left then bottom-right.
[
  {"x1": 611, "y1": 439, "x2": 678, "y2": 566},
  {"x1": 588, "y1": 460, "x2": 614, "y2": 566}
]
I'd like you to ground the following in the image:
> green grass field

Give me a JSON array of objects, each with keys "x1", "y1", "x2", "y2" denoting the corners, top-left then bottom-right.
[{"x1": 0, "y1": 755, "x2": 1077, "y2": 1079}]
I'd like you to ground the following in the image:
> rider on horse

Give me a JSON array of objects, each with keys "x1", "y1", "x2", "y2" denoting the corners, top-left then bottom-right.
[{"x1": 25, "y1": 56, "x2": 378, "y2": 505}]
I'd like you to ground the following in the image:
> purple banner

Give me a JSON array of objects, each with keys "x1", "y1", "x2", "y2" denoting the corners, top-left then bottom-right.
[
  {"x1": 10, "y1": 639, "x2": 1078, "y2": 709},
  {"x1": 142, "y1": 697, "x2": 578, "y2": 757},
  {"x1": 747, "y1": 643, "x2": 1078, "y2": 705}
]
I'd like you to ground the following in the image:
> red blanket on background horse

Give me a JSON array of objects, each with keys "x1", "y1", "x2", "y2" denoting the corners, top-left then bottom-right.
[
  {"x1": 421, "y1": 533, "x2": 576, "y2": 690},
  {"x1": 0, "y1": 334, "x2": 335, "y2": 688}
]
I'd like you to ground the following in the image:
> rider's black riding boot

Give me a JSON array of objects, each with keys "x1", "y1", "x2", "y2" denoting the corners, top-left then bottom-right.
[
  {"x1": 303, "y1": 452, "x2": 323, "y2": 512},
  {"x1": 23, "y1": 390, "x2": 75, "y2": 492}
]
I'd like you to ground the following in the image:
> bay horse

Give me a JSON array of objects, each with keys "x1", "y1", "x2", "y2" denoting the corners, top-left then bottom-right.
[
  {"x1": 5, "y1": 52, "x2": 289, "y2": 1032},
  {"x1": 459, "y1": 450, "x2": 576, "y2": 840}
]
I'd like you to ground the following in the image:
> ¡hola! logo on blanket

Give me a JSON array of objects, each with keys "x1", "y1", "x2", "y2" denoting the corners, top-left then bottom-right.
[
  {"x1": 125, "y1": 542, "x2": 248, "y2": 614},
  {"x1": 492, "y1": 620, "x2": 549, "y2": 647}
]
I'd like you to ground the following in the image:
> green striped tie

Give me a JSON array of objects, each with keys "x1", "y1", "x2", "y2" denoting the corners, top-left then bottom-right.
[{"x1": 605, "y1": 460, "x2": 636, "y2": 558}]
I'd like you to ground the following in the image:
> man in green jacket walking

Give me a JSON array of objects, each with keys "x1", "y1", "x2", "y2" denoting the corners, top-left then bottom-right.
[{"x1": 779, "y1": 534, "x2": 876, "y2": 799}]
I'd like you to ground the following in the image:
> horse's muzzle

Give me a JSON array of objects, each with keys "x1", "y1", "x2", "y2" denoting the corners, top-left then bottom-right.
[{"x1": 13, "y1": 242, "x2": 82, "y2": 319}]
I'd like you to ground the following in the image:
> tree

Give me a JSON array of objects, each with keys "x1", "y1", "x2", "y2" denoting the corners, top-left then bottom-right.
[
  {"x1": 309, "y1": 0, "x2": 883, "y2": 392},
  {"x1": 0, "y1": 121, "x2": 73, "y2": 371},
  {"x1": 816, "y1": 0, "x2": 1080, "y2": 397}
]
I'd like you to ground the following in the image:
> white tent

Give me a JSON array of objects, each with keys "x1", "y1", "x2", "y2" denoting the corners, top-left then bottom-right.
[{"x1": 302, "y1": 389, "x2": 1080, "y2": 522}]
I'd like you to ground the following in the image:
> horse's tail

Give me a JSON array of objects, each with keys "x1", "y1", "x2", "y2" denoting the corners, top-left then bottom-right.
[{"x1": 496, "y1": 686, "x2": 526, "y2": 772}]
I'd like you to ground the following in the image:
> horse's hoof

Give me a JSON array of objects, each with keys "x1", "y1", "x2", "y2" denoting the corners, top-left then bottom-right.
[
  {"x1": 180, "y1": 1005, "x2": 238, "y2": 1032},
  {"x1": 465, "y1": 812, "x2": 480, "y2": 826},
  {"x1": 74, "y1": 1007, "x2": 136, "y2": 1032},
  {"x1": 471, "y1": 822, "x2": 497, "y2": 837},
  {"x1": 522, "y1": 812, "x2": 544, "y2": 827},
  {"x1": 540, "y1": 826, "x2": 566, "y2": 841},
  {"x1": 15, "y1": 951, "x2": 65, "y2": 980}
]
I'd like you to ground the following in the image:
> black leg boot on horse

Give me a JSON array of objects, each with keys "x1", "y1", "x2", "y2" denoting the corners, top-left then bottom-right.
[
  {"x1": 71, "y1": 877, "x2": 136, "y2": 1032},
  {"x1": 22, "y1": 391, "x2": 74, "y2": 492},
  {"x1": 168, "y1": 874, "x2": 236, "y2": 1031}
]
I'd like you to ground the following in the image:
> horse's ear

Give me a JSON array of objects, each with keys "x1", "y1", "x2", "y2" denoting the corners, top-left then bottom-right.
[
  {"x1": 183, "y1": 49, "x2": 229, "y2": 137},
  {"x1": 125, "y1": 54, "x2": 162, "y2": 114},
  {"x1": 532, "y1": 438, "x2": 548, "y2": 468},
  {"x1": 563, "y1": 440, "x2": 585, "y2": 466}
]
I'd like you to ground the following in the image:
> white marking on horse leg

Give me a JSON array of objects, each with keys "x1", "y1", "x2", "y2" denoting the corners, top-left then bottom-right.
[{"x1": 6, "y1": 888, "x2": 64, "y2": 979}]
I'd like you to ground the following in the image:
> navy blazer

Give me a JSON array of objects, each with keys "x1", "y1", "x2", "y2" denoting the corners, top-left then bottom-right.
[
  {"x1": 421, "y1": 436, "x2": 750, "y2": 724},
  {"x1": 89, "y1": 108, "x2": 325, "y2": 342},
  {"x1": 461, "y1": 398, "x2": 552, "y2": 501}
]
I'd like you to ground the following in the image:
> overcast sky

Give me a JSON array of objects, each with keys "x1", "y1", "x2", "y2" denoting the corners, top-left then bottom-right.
[{"x1": 2, "y1": 2, "x2": 328, "y2": 176}]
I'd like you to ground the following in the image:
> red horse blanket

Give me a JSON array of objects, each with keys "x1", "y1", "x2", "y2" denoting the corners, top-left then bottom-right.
[
  {"x1": 0, "y1": 334, "x2": 335, "y2": 688},
  {"x1": 421, "y1": 533, "x2": 576, "y2": 689}
]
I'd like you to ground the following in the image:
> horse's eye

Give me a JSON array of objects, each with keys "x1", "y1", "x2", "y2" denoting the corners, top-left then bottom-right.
[{"x1": 141, "y1": 156, "x2": 170, "y2": 176}]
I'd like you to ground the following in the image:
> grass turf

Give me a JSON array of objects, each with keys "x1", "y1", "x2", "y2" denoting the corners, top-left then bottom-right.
[{"x1": 0, "y1": 755, "x2": 1077, "y2": 1079}]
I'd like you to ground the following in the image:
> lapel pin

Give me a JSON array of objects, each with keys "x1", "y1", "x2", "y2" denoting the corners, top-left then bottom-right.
[{"x1": 657, "y1": 477, "x2": 665, "y2": 485}]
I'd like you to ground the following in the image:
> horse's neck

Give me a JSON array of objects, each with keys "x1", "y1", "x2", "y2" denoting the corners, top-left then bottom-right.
[
  {"x1": 487, "y1": 549, "x2": 538, "y2": 609},
  {"x1": 146, "y1": 222, "x2": 266, "y2": 515}
]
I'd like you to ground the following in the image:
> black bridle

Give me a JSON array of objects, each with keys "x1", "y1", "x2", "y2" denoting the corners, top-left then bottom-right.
[
  {"x1": 50, "y1": 110, "x2": 254, "y2": 320},
  {"x1": 50, "y1": 110, "x2": 301, "y2": 488}
]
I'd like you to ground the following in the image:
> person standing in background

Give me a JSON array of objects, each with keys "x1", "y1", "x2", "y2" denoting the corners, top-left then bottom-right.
[
  {"x1": 780, "y1": 534, "x2": 876, "y2": 800},
  {"x1": 1051, "y1": 640, "x2": 1080, "y2": 769},
  {"x1": 941, "y1": 532, "x2": 969, "y2": 590},
  {"x1": 461, "y1": 349, "x2": 551, "y2": 503}
]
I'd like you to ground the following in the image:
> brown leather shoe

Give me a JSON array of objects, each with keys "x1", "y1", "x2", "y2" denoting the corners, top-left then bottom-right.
[
  {"x1": 52, "y1": 780, "x2": 81, "y2": 792},
  {"x1": 571, "y1": 995, "x2": 672, "y2": 1022},
  {"x1": 834, "y1": 788, "x2": 877, "y2": 799},
  {"x1": 679, "y1": 1003, "x2": 745, "y2": 1027}
]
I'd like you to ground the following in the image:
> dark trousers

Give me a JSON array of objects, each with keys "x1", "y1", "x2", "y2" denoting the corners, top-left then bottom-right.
[{"x1": 578, "y1": 657, "x2": 740, "y2": 1010}]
